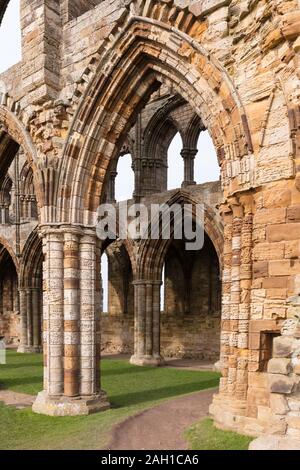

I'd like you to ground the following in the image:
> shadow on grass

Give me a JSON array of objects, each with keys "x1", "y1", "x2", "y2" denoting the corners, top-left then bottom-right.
[
  {"x1": 0, "y1": 376, "x2": 42, "y2": 389},
  {"x1": 108, "y1": 378, "x2": 219, "y2": 408},
  {"x1": 0, "y1": 363, "x2": 42, "y2": 369},
  {"x1": 102, "y1": 364, "x2": 161, "y2": 377}
]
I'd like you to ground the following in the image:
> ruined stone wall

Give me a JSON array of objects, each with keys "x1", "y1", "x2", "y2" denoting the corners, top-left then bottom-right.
[
  {"x1": 1, "y1": 0, "x2": 300, "y2": 437},
  {"x1": 101, "y1": 313, "x2": 221, "y2": 360}
]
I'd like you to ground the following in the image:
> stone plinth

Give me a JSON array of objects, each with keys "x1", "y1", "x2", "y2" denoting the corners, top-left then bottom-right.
[
  {"x1": 130, "y1": 355, "x2": 165, "y2": 367},
  {"x1": 32, "y1": 391, "x2": 110, "y2": 417}
]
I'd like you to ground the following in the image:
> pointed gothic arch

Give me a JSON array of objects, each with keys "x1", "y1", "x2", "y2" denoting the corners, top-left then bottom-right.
[{"x1": 56, "y1": 13, "x2": 253, "y2": 225}]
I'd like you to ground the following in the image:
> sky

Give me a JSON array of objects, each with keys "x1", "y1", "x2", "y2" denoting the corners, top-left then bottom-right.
[
  {"x1": 0, "y1": 0, "x2": 21, "y2": 73},
  {"x1": 0, "y1": 1, "x2": 220, "y2": 311}
]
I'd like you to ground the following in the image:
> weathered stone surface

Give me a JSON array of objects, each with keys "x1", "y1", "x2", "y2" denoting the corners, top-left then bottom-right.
[
  {"x1": 270, "y1": 393, "x2": 289, "y2": 415},
  {"x1": 268, "y1": 358, "x2": 292, "y2": 375},
  {"x1": 249, "y1": 435, "x2": 300, "y2": 450},
  {"x1": 0, "y1": 0, "x2": 300, "y2": 445},
  {"x1": 273, "y1": 337, "x2": 295, "y2": 358},
  {"x1": 268, "y1": 374, "x2": 296, "y2": 394}
]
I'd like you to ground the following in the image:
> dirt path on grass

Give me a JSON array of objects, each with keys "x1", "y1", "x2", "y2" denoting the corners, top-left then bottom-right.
[
  {"x1": 107, "y1": 388, "x2": 216, "y2": 450},
  {"x1": 0, "y1": 390, "x2": 34, "y2": 409}
]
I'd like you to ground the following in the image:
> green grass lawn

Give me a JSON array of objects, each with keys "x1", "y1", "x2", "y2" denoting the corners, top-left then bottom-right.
[
  {"x1": 0, "y1": 350, "x2": 220, "y2": 450},
  {"x1": 185, "y1": 418, "x2": 253, "y2": 450}
]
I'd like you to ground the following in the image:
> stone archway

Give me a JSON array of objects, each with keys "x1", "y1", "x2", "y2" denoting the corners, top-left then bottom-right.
[
  {"x1": 0, "y1": 239, "x2": 19, "y2": 345},
  {"x1": 129, "y1": 189, "x2": 223, "y2": 366},
  {"x1": 18, "y1": 229, "x2": 43, "y2": 353},
  {"x1": 0, "y1": 106, "x2": 41, "y2": 210},
  {"x1": 28, "y1": 2, "x2": 298, "y2": 439},
  {"x1": 34, "y1": 6, "x2": 252, "y2": 415},
  {"x1": 56, "y1": 12, "x2": 252, "y2": 226}
]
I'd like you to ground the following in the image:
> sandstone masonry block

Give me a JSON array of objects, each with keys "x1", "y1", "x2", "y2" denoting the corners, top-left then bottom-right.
[
  {"x1": 273, "y1": 336, "x2": 294, "y2": 358},
  {"x1": 270, "y1": 393, "x2": 289, "y2": 415},
  {"x1": 267, "y1": 358, "x2": 292, "y2": 375},
  {"x1": 268, "y1": 374, "x2": 296, "y2": 394}
]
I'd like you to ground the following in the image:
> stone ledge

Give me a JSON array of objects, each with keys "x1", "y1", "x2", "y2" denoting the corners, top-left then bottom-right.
[{"x1": 32, "y1": 391, "x2": 110, "y2": 416}]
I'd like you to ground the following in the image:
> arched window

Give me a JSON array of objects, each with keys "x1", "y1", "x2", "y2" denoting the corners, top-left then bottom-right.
[
  {"x1": 115, "y1": 154, "x2": 134, "y2": 202},
  {"x1": 195, "y1": 130, "x2": 220, "y2": 184},
  {"x1": 0, "y1": 0, "x2": 21, "y2": 73},
  {"x1": 167, "y1": 132, "x2": 184, "y2": 190},
  {"x1": 20, "y1": 162, "x2": 38, "y2": 220},
  {"x1": 0, "y1": 175, "x2": 12, "y2": 224}
]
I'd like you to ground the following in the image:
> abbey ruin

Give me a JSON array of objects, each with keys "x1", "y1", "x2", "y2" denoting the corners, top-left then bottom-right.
[{"x1": 1, "y1": 0, "x2": 300, "y2": 450}]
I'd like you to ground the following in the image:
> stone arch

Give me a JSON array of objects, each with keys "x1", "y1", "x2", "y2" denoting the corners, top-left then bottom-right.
[
  {"x1": 56, "y1": 12, "x2": 253, "y2": 225},
  {"x1": 19, "y1": 161, "x2": 38, "y2": 220},
  {"x1": 136, "y1": 190, "x2": 223, "y2": 281},
  {"x1": 143, "y1": 94, "x2": 185, "y2": 162},
  {"x1": 183, "y1": 113, "x2": 205, "y2": 149},
  {"x1": 0, "y1": 234, "x2": 19, "y2": 272},
  {"x1": 105, "y1": 240, "x2": 134, "y2": 316},
  {"x1": 18, "y1": 228, "x2": 43, "y2": 353},
  {"x1": 19, "y1": 228, "x2": 43, "y2": 290},
  {"x1": 0, "y1": 238, "x2": 19, "y2": 344},
  {"x1": 100, "y1": 232, "x2": 137, "y2": 280},
  {"x1": 0, "y1": 106, "x2": 41, "y2": 210}
]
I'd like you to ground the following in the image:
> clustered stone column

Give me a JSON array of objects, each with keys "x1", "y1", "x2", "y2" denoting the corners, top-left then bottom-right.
[
  {"x1": 20, "y1": 195, "x2": 37, "y2": 219},
  {"x1": 216, "y1": 204, "x2": 233, "y2": 395},
  {"x1": 181, "y1": 148, "x2": 197, "y2": 187},
  {"x1": 0, "y1": 204, "x2": 9, "y2": 223},
  {"x1": 210, "y1": 196, "x2": 253, "y2": 424},
  {"x1": 18, "y1": 287, "x2": 42, "y2": 353},
  {"x1": 130, "y1": 280, "x2": 164, "y2": 366},
  {"x1": 237, "y1": 196, "x2": 253, "y2": 401},
  {"x1": 32, "y1": 226, "x2": 109, "y2": 416}
]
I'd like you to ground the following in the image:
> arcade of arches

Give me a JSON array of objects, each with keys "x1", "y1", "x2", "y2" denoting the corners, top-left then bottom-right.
[{"x1": 1, "y1": 0, "x2": 300, "y2": 449}]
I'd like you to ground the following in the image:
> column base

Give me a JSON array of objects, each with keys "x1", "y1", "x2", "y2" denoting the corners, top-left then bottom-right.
[
  {"x1": 32, "y1": 391, "x2": 110, "y2": 416},
  {"x1": 17, "y1": 345, "x2": 43, "y2": 354},
  {"x1": 130, "y1": 354, "x2": 165, "y2": 367}
]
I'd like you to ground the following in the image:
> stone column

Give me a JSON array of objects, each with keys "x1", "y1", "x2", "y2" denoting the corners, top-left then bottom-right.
[
  {"x1": 63, "y1": 232, "x2": 80, "y2": 398},
  {"x1": 26, "y1": 288, "x2": 33, "y2": 349},
  {"x1": 107, "y1": 171, "x2": 117, "y2": 203},
  {"x1": 210, "y1": 197, "x2": 253, "y2": 429},
  {"x1": 33, "y1": 226, "x2": 109, "y2": 416},
  {"x1": 130, "y1": 280, "x2": 164, "y2": 366},
  {"x1": 132, "y1": 158, "x2": 142, "y2": 201},
  {"x1": 181, "y1": 148, "x2": 197, "y2": 187},
  {"x1": 227, "y1": 200, "x2": 243, "y2": 398},
  {"x1": 43, "y1": 230, "x2": 64, "y2": 397},
  {"x1": 17, "y1": 288, "x2": 28, "y2": 353},
  {"x1": 237, "y1": 195, "x2": 253, "y2": 402},
  {"x1": 79, "y1": 233, "x2": 101, "y2": 396},
  {"x1": 218, "y1": 205, "x2": 233, "y2": 386},
  {"x1": 152, "y1": 281, "x2": 162, "y2": 359},
  {"x1": 32, "y1": 288, "x2": 41, "y2": 352}
]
